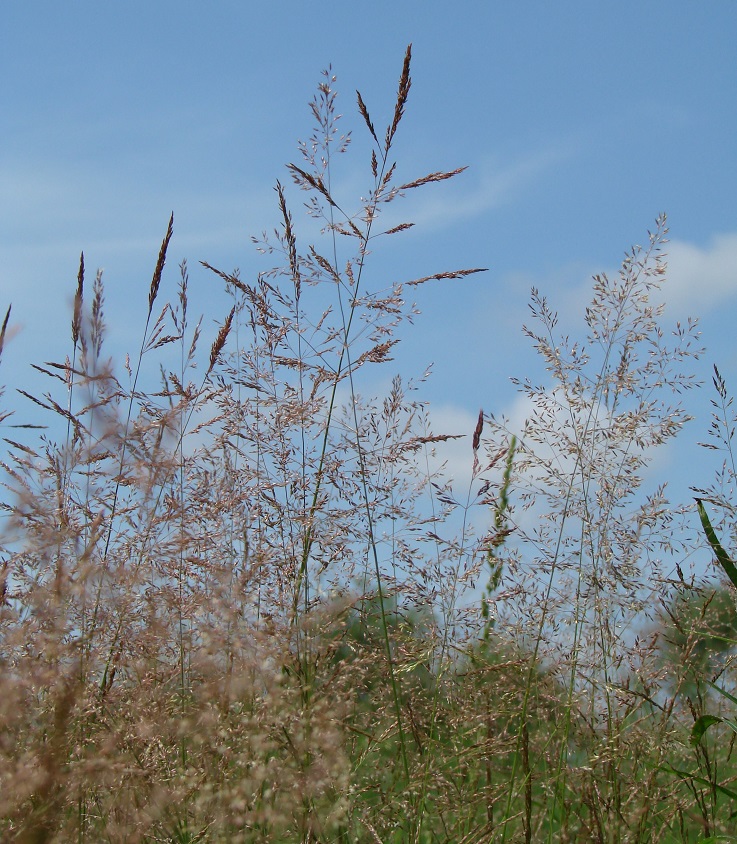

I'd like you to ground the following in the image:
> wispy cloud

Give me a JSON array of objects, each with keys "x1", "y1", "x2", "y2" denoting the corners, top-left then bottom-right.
[{"x1": 383, "y1": 143, "x2": 577, "y2": 234}]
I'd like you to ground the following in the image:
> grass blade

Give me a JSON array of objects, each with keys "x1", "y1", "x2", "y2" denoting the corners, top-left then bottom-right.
[{"x1": 696, "y1": 498, "x2": 737, "y2": 588}]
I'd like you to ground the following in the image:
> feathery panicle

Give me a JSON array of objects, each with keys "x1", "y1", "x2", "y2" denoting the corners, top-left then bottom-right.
[
  {"x1": 200, "y1": 260, "x2": 251, "y2": 296},
  {"x1": 276, "y1": 180, "x2": 301, "y2": 298},
  {"x1": 0, "y1": 304, "x2": 10, "y2": 361},
  {"x1": 386, "y1": 43, "x2": 412, "y2": 150},
  {"x1": 406, "y1": 266, "x2": 487, "y2": 286},
  {"x1": 398, "y1": 167, "x2": 467, "y2": 191},
  {"x1": 72, "y1": 252, "x2": 84, "y2": 347},
  {"x1": 177, "y1": 258, "x2": 189, "y2": 332},
  {"x1": 208, "y1": 306, "x2": 235, "y2": 374},
  {"x1": 286, "y1": 163, "x2": 337, "y2": 207},
  {"x1": 90, "y1": 269, "x2": 105, "y2": 357},
  {"x1": 356, "y1": 89, "x2": 379, "y2": 146},
  {"x1": 309, "y1": 246, "x2": 341, "y2": 283},
  {"x1": 472, "y1": 408, "x2": 484, "y2": 453},
  {"x1": 149, "y1": 212, "x2": 174, "y2": 315},
  {"x1": 384, "y1": 222, "x2": 415, "y2": 235}
]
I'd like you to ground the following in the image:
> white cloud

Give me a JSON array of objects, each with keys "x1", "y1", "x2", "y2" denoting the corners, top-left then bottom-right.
[
  {"x1": 514, "y1": 231, "x2": 737, "y2": 342},
  {"x1": 662, "y1": 232, "x2": 737, "y2": 314}
]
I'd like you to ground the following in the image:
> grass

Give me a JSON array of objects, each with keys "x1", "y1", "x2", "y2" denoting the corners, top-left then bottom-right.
[{"x1": 1, "y1": 45, "x2": 737, "y2": 843}]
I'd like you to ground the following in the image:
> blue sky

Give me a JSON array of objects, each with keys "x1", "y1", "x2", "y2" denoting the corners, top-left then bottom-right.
[{"x1": 1, "y1": 1, "x2": 736, "y2": 518}]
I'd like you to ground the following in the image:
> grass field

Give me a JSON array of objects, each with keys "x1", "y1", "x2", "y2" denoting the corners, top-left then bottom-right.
[{"x1": 2, "y1": 46, "x2": 737, "y2": 843}]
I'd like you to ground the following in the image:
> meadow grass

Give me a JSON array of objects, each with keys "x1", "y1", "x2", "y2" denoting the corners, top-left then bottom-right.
[{"x1": 1, "y1": 46, "x2": 736, "y2": 844}]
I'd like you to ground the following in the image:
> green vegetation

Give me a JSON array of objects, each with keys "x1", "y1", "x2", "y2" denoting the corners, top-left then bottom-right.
[{"x1": 1, "y1": 46, "x2": 736, "y2": 842}]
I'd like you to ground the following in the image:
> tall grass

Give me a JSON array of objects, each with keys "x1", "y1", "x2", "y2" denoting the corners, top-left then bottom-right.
[{"x1": 0, "y1": 46, "x2": 736, "y2": 843}]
